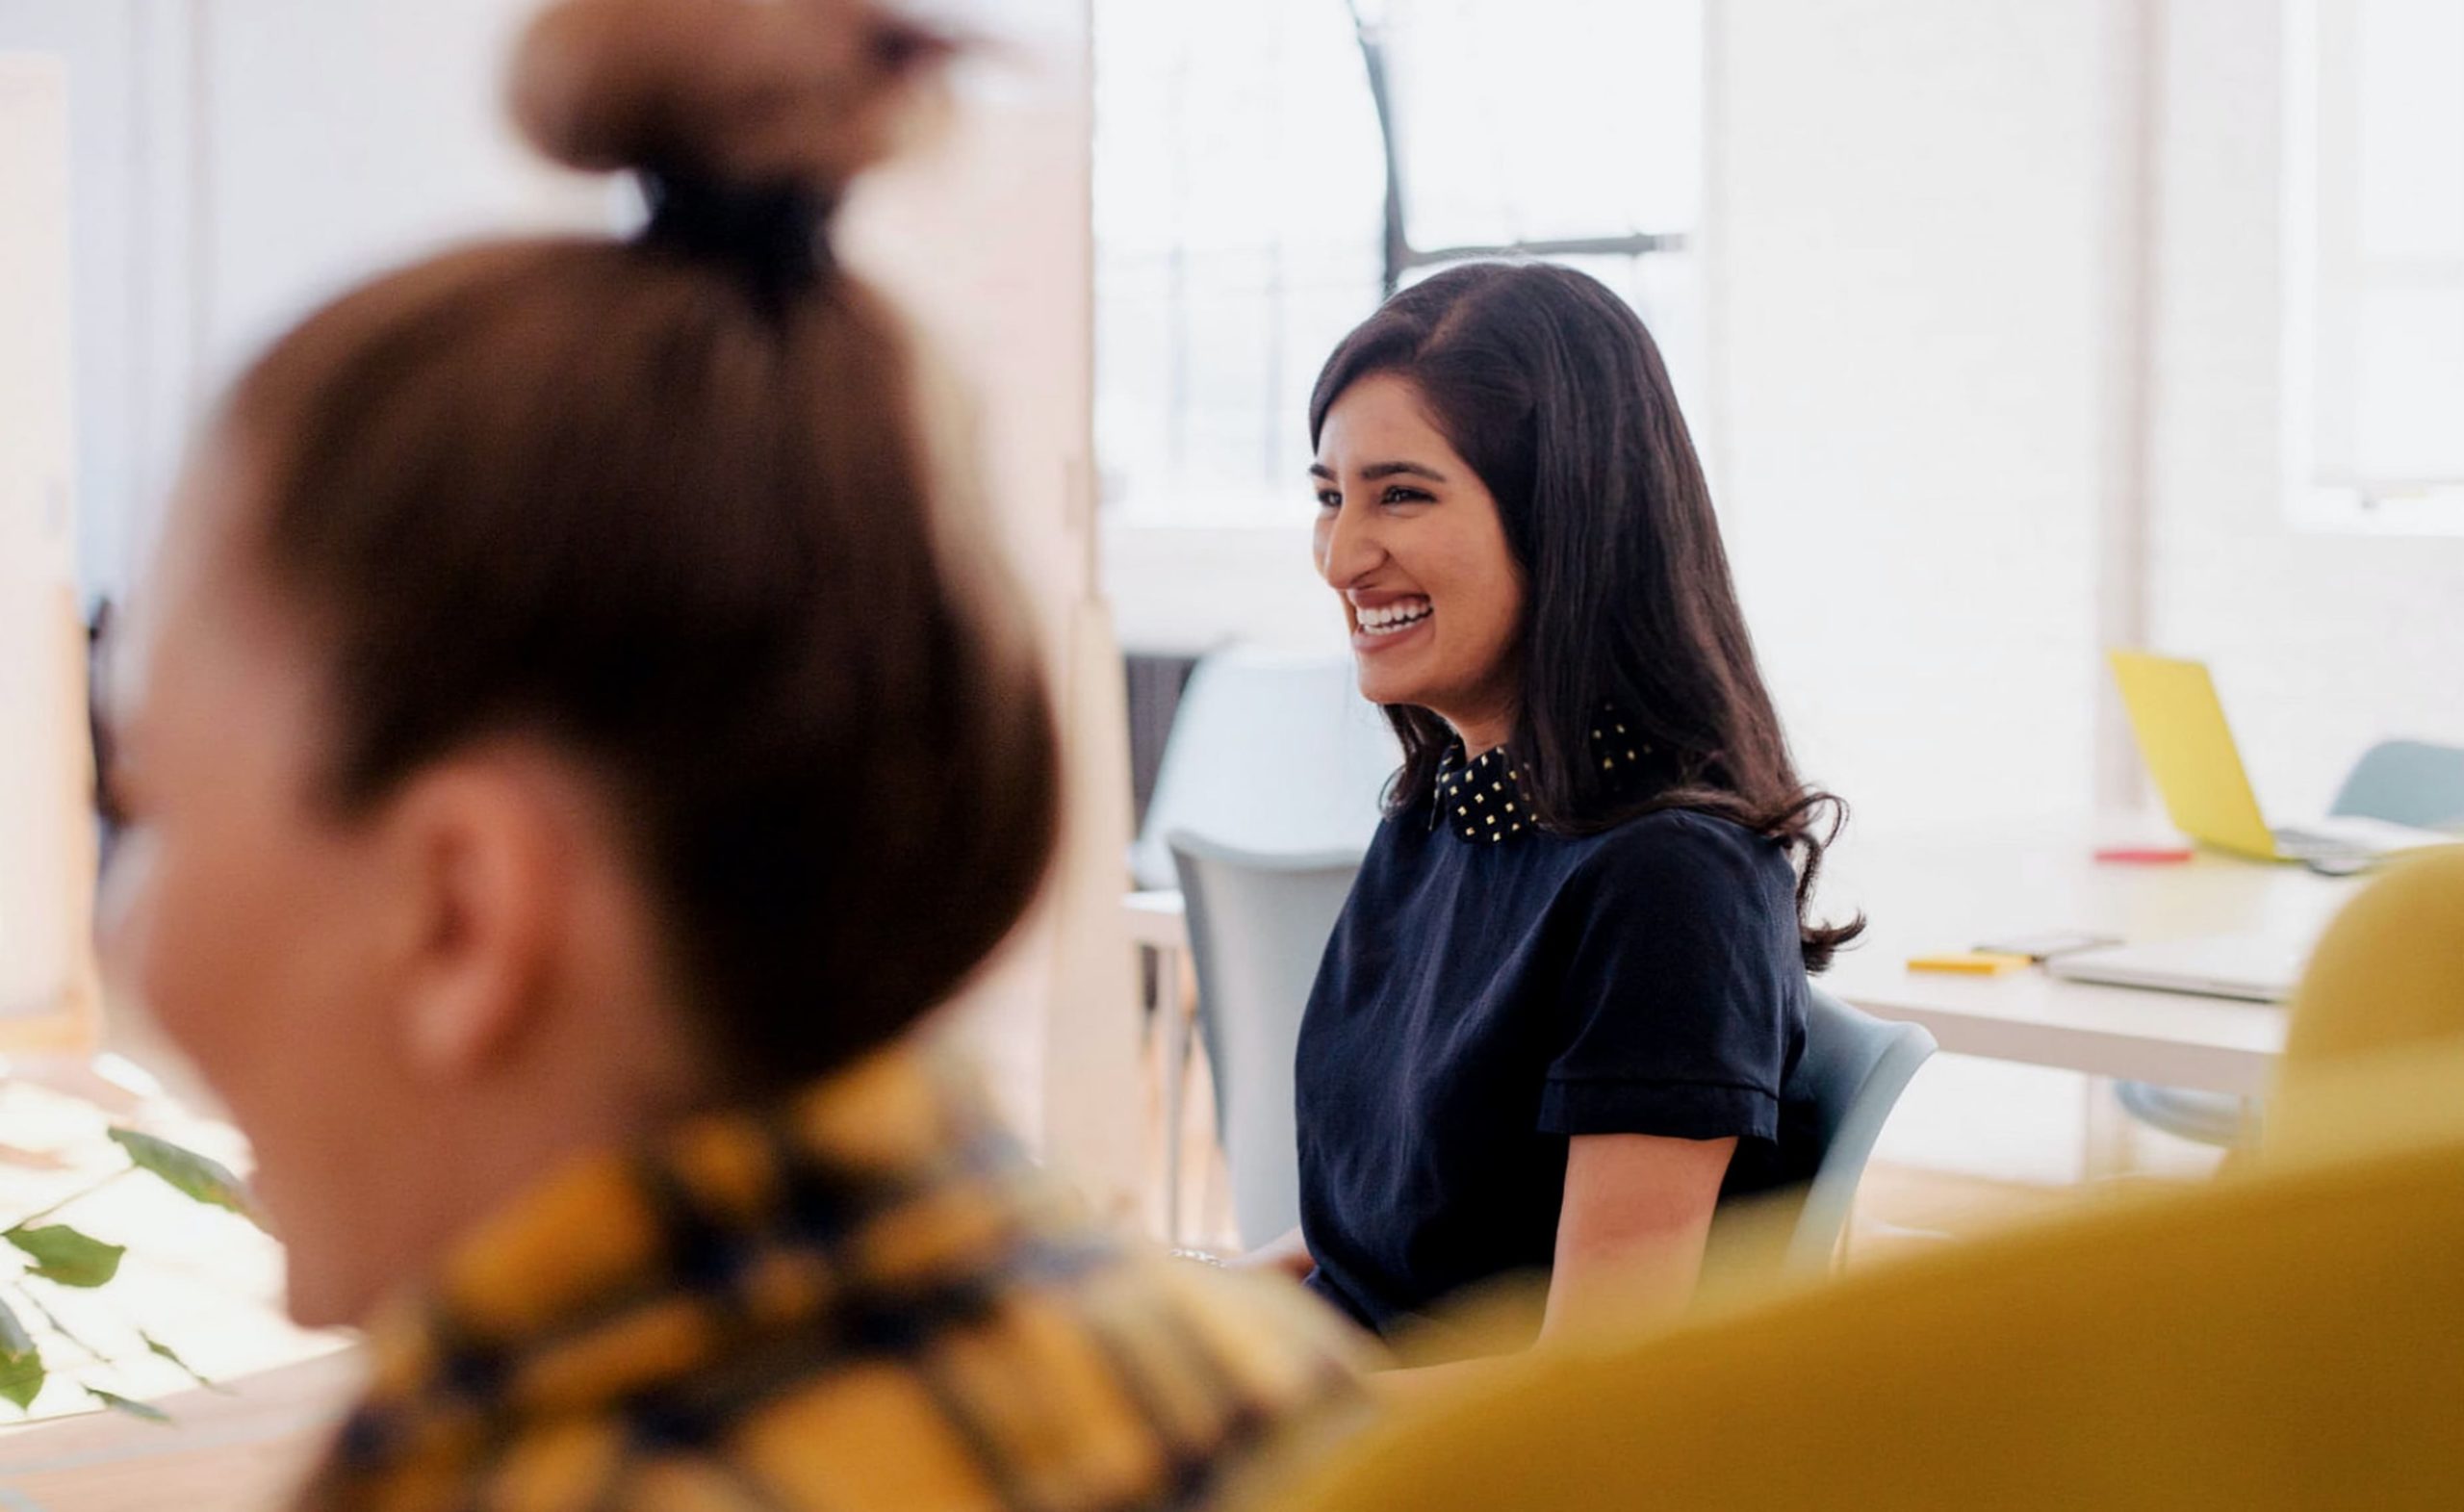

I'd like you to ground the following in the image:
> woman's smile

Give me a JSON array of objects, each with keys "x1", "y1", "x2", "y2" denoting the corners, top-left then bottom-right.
[{"x1": 1351, "y1": 593, "x2": 1435, "y2": 652}]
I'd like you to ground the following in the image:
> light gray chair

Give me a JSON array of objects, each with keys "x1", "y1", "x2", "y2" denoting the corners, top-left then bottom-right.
[
  {"x1": 2118, "y1": 737, "x2": 2464, "y2": 1148},
  {"x1": 1757, "y1": 986, "x2": 1938, "y2": 1274},
  {"x1": 2329, "y1": 738, "x2": 2464, "y2": 832},
  {"x1": 1131, "y1": 648, "x2": 1398, "y2": 892},
  {"x1": 1167, "y1": 833, "x2": 1363, "y2": 1250},
  {"x1": 1136, "y1": 653, "x2": 1393, "y2": 1240}
]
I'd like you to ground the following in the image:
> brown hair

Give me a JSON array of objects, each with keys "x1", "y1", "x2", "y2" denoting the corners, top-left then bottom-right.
[
  {"x1": 218, "y1": 0, "x2": 1059, "y2": 1088},
  {"x1": 1311, "y1": 263, "x2": 1861, "y2": 971}
]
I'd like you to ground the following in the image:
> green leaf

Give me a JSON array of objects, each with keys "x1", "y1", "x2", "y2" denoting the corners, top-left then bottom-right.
[
  {"x1": 140, "y1": 1331, "x2": 226, "y2": 1395},
  {"x1": 85, "y1": 1388, "x2": 169, "y2": 1424},
  {"x1": 4, "y1": 1225, "x2": 126, "y2": 1289},
  {"x1": 0, "y1": 1354, "x2": 42, "y2": 1411},
  {"x1": 0, "y1": 1300, "x2": 42, "y2": 1410},
  {"x1": 107, "y1": 1130, "x2": 264, "y2": 1228}
]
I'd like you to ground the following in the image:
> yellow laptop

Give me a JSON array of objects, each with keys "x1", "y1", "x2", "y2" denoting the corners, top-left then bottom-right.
[{"x1": 2107, "y1": 650, "x2": 2454, "y2": 865}]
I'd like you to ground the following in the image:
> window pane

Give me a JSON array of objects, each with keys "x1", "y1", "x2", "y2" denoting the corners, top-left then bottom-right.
[
  {"x1": 2357, "y1": 0, "x2": 2464, "y2": 259},
  {"x1": 1093, "y1": 0, "x2": 1383, "y2": 523},
  {"x1": 2356, "y1": 285, "x2": 2464, "y2": 478},
  {"x1": 1093, "y1": 0, "x2": 1703, "y2": 525},
  {"x1": 1388, "y1": 0, "x2": 1701, "y2": 248},
  {"x1": 1092, "y1": 254, "x2": 1177, "y2": 510},
  {"x1": 1092, "y1": 0, "x2": 1383, "y2": 256}
]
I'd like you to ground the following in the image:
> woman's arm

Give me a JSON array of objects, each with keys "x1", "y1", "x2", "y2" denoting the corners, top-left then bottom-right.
[
  {"x1": 1374, "y1": 1132, "x2": 1734, "y2": 1402},
  {"x1": 1540, "y1": 1132, "x2": 1735, "y2": 1339}
]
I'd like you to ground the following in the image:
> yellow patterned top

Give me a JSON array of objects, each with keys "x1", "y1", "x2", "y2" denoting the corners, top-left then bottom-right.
[{"x1": 294, "y1": 1048, "x2": 1363, "y2": 1512}]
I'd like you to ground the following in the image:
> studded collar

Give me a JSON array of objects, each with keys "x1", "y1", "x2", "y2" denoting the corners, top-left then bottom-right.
[{"x1": 1431, "y1": 715, "x2": 1656, "y2": 844}]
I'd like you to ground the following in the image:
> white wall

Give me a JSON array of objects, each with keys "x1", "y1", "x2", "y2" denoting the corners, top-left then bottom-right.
[
  {"x1": 1707, "y1": 0, "x2": 2134, "y2": 837},
  {"x1": 196, "y1": 0, "x2": 605, "y2": 380},
  {"x1": 0, "y1": 0, "x2": 606, "y2": 601},
  {"x1": 2148, "y1": 0, "x2": 2464, "y2": 817},
  {"x1": 0, "y1": 1, "x2": 188, "y2": 606}
]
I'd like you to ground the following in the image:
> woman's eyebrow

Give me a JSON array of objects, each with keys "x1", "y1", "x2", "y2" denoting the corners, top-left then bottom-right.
[
  {"x1": 1360, "y1": 460, "x2": 1449, "y2": 483},
  {"x1": 1308, "y1": 460, "x2": 1450, "y2": 484}
]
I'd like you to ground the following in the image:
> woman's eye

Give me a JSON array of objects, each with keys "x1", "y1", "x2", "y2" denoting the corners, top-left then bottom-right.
[
  {"x1": 1381, "y1": 486, "x2": 1430, "y2": 506},
  {"x1": 1315, "y1": 490, "x2": 1342, "y2": 510}
]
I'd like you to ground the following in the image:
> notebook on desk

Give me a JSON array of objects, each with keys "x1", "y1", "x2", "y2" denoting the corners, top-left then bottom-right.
[
  {"x1": 2107, "y1": 650, "x2": 2456, "y2": 868},
  {"x1": 2046, "y1": 934, "x2": 2310, "y2": 1004}
]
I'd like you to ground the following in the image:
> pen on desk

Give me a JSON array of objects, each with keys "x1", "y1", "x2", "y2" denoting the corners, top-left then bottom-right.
[{"x1": 1907, "y1": 951, "x2": 2036, "y2": 977}]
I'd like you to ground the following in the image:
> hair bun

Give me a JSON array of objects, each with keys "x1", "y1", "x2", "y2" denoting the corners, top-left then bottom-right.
[{"x1": 511, "y1": 0, "x2": 955, "y2": 197}]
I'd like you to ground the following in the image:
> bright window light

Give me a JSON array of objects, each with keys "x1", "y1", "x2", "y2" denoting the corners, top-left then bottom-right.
[{"x1": 1093, "y1": 0, "x2": 1706, "y2": 528}]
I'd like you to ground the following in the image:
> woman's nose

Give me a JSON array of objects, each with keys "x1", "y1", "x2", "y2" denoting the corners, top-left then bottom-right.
[{"x1": 1316, "y1": 501, "x2": 1383, "y2": 587}]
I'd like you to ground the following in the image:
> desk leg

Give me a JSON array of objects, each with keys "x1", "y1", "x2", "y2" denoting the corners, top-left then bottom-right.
[
  {"x1": 1155, "y1": 944, "x2": 1188, "y2": 1245},
  {"x1": 2082, "y1": 1075, "x2": 2137, "y2": 1180}
]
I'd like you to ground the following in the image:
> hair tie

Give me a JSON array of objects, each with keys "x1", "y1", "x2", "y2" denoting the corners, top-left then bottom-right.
[{"x1": 635, "y1": 169, "x2": 834, "y2": 310}]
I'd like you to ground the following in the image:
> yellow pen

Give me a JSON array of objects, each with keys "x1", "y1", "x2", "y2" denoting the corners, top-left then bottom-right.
[{"x1": 1906, "y1": 951, "x2": 2036, "y2": 977}]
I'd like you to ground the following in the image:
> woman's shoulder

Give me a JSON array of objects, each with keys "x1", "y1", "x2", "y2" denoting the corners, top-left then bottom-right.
[{"x1": 1564, "y1": 806, "x2": 1794, "y2": 905}]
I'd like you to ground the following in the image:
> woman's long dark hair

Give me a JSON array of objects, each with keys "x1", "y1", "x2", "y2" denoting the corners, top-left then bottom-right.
[{"x1": 1309, "y1": 262, "x2": 1861, "y2": 971}]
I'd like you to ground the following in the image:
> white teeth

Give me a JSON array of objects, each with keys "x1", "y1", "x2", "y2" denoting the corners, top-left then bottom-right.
[{"x1": 1356, "y1": 600, "x2": 1433, "y2": 635}]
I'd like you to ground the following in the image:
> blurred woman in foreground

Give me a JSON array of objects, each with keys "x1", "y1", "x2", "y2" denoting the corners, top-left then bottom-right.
[{"x1": 101, "y1": 0, "x2": 1354, "y2": 1505}]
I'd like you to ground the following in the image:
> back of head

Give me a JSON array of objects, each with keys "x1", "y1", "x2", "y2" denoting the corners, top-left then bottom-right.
[{"x1": 220, "y1": 0, "x2": 1055, "y2": 1091}]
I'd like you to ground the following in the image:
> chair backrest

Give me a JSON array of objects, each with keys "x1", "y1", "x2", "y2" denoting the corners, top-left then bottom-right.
[
  {"x1": 1168, "y1": 833, "x2": 1364, "y2": 1248},
  {"x1": 1773, "y1": 986, "x2": 1938, "y2": 1272},
  {"x1": 2327, "y1": 738, "x2": 2464, "y2": 832},
  {"x1": 2270, "y1": 845, "x2": 2464, "y2": 1126},
  {"x1": 1130, "y1": 647, "x2": 1398, "y2": 890}
]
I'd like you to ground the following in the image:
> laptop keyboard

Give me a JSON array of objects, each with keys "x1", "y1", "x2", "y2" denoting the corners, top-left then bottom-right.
[
  {"x1": 2272, "y1": 826, "x2": 2383, "y2": 875},
  {"x1": 2270, "y1": 826, "x2": 2348, "y2": 857}
]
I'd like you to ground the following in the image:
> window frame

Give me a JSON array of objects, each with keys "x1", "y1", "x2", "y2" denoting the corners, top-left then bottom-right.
[{"x1": 1091, "y1": 0, "x2": 1707, "y2": 543}]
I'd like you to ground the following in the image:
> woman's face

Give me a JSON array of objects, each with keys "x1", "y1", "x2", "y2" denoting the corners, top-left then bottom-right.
[
  {"x1": 100, "y1": 451, "x2": 421, "y2": 1327},
  {"x1": 1312, "y1": 372, "x2": 1525, "y2": 743}
]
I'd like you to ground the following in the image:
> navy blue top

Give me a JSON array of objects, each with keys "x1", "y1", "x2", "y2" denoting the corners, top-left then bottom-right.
[{"x1": 1295, "y1": 748, "x2": 1813, "y2": 1337}]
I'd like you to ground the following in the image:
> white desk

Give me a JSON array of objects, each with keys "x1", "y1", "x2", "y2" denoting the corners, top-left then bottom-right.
[
  {"x1": 1124, "y1": 824, "x2": 2367, "y2": 1104},
  {"x1": 1123, "y1": 888, "x2": 1191, "y2": 957},
  {"x1": 1815, "y1": 827, "x2": 2360, "y2": 1095}
]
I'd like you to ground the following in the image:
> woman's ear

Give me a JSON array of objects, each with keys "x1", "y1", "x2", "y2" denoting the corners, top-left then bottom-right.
[{"x1": 377, "y1": 756, "x2": 565, "y2": 1083}]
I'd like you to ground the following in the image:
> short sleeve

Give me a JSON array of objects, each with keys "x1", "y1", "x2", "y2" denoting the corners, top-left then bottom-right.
[{"x1": 1534, "y1": 814, "x2": 1800, "y2": 1144}]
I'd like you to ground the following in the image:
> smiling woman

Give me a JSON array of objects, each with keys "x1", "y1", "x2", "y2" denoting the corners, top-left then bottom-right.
[{"x1": 1260, "y1": 261, "x2": 1862, "y2": 1352}]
